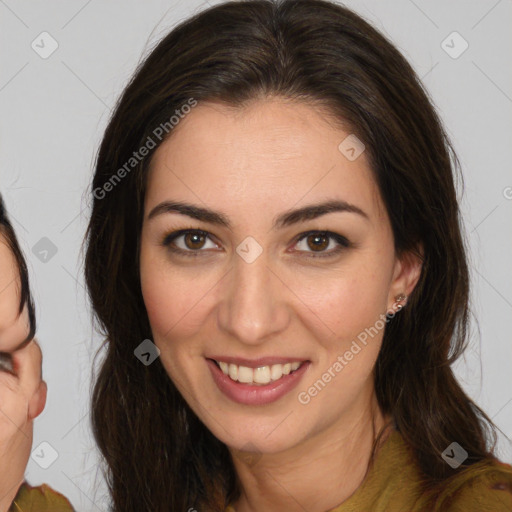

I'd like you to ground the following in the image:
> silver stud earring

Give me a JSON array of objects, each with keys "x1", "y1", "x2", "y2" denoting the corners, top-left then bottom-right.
[{"x1": 393, "y1": 293, "x2": 407, "y2": 311}]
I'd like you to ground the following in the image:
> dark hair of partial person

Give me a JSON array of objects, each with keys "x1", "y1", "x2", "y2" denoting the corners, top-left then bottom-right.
[
  {"x1": 83, "y1": 0, "x2": 500, "y2": 510},
  {"x1": 0, "y1": 192, "x2": 36, "y2": 348}
]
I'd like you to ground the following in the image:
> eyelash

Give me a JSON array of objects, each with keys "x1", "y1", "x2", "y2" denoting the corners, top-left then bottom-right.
[{"x1": 161, "y1": 228, "x2": 351, "y2": 259}]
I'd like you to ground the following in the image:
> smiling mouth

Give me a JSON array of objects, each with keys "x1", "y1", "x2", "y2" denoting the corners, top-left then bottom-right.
[{"x1": 210, "y1": 359, "x2": 307, "y2": 386}]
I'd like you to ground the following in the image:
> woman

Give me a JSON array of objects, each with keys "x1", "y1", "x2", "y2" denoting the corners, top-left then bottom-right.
[
  {"x1": 81, "y1": 0, "x2": 512, "y2": 511},
  {"x1": 0, "y1": 194, "x2": 74, "y2": 512}
]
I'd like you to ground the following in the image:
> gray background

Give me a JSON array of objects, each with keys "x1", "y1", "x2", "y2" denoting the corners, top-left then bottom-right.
[{"x1": 1, "y1": 0, "x2": 511, "y2": 510}]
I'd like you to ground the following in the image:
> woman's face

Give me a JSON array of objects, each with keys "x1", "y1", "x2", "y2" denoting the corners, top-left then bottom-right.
[
  {"x1": 0, "y1": 232, "x2": 31, "y2": 352},
  {"x1": 139, "y1": 98, "x2": 421, "y2": 454}
]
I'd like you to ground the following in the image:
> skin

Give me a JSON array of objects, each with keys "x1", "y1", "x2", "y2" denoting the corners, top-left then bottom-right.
[
  {"x1": 0, "y1": 237, "x2": 31, "y2": 352},
  {"x1": 0, "y1": 233, "x2": 47, "y2": 512},
  {"x1": 139, "y1": 98, "x2": 423, "y2": 512}
]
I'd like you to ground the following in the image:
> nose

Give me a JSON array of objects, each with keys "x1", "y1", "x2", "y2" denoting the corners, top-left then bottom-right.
[{"x1": 217, "y1": 247, "x2": 290, "y2": 346}]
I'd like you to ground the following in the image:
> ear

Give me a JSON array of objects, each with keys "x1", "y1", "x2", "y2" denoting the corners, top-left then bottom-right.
[
  {"x1": 387, "y1": 243, "x2": 423, "y2": 311},
  {"x1": 28, "y1": 379, "x2": 47, "y2": 420}
]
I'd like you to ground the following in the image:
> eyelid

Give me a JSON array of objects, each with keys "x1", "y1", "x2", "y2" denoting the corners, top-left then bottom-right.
[
  {"x1": 161, "y1": 228, "x2": 351, "y2": 258},
  {"x1": 293, "y1": 230, "x2": 351, "y2": 258},
  {"x1": 162, "y1": 228, "x2": 216, "y2": 255}
]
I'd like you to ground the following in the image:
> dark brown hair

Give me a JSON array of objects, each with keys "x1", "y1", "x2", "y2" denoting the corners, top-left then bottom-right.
[
  {"x1": 83, "y1": 1, "x2": 499, "y2": 510},
  {"x1": 0, "y1": 193, "x2": 36, "y2": 350}
]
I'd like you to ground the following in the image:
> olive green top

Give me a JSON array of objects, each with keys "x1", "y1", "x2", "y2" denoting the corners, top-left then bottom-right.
[
  {"x1": 226, "y1": 429, "x2": 512, "y2": 511},
  {"x1": 9, "y1": 429, "x2": 512, "y2": 511},
  {"x1": 8, "y1": 482, "x2": 75, "y2": 511}
]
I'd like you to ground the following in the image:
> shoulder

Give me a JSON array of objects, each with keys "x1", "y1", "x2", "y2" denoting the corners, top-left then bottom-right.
[
  {"x1": 9, "y1": 482, "x2": 75, "y2": 512},
  {"x1": 434, "y1": 459, "x2": 512, "y2": 511}
]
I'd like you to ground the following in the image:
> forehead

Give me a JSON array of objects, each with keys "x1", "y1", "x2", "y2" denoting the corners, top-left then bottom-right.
[{"x1": 145, "y1": 98, "x2": 386, "y2": 225}]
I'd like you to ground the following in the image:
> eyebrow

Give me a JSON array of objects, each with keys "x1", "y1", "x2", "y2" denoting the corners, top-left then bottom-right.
[{"x1": 147, "y1": 199, "x2": 369, "y2": 230}]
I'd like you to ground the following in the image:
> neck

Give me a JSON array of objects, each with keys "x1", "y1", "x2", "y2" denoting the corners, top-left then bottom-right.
[{"x1": 229, "y1": 390, "x2": 394, "y2": 512}]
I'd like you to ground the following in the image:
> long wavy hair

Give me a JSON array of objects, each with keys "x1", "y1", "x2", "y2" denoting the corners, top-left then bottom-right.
[
  {"x1": 83, "y1": 1, "x2": 500, "y2": 510},
  {"x1": 0, "y1": 193, "x2": 36, "y2": 351}
]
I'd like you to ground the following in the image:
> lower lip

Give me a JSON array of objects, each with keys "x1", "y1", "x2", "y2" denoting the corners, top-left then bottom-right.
[{"x1": 206, "y1": 358, "x2": 310, "y2": 405}]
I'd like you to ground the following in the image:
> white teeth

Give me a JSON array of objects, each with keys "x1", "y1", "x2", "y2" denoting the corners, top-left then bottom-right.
[
  {"x1": 270, "y1": 364, "x2": 283, "y2": 381},
  {"x1": 253, "y1": 366, "x2": 271, "y2": 384},
  {"x1": 228, "y1": 363, "x2": 238, "y2": 381},
  {"x1": 237, "y1": 365, "x2": 253, "y2": 383},
  {"x1": 215, "y1": 360, "x2": 304, "y2": 385}
]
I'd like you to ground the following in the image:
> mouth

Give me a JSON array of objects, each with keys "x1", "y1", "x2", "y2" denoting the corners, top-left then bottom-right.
[
  {"x1": 206, "y1": 357, "x2": 311, "y2": 405},
  {"x1": 207, "y1": 357, "x2": 309, "y2": 386}
]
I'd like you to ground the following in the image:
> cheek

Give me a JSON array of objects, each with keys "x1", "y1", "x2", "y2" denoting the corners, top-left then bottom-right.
[
  {"x1": 296, "y1": 253, "x2": 393, "y2": 404},
  {"x1": 141, "y1": 273, "x2": 193, "y2": 342},
  {"x1": 141, "y1": 276, "x2": 181, "y2": 338},
  {"x1": 296, "y1": 264, "x2": 389, "y2": 350},
  {"x1": 295, "y1": 276, "x2": 388, "y2": 420},
  {"x1": 140, "y1": 262, "x2": 208, "y2": 391},
  {"x1": 139, "y1": 252, "x2": 215, "y2": 352}
]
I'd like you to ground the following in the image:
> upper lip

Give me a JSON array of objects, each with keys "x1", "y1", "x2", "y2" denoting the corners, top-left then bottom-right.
[{"x1": 207, "y1": 356, "x2": 309, "y2": 368}]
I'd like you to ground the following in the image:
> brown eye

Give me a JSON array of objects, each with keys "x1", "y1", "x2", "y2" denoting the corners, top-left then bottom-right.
[
  {"x1": 183, "y1": 232, "x2": 207, "y2": 250},
  {"x1": 305, "y1": 233, "x2": 329, "y2": 252},
  {"x1": 294, "y1": 231, "x2": 351, "y2": 258},
  {"x1": 162, "y1": 229, "x2": 218, "y2": 257}
]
